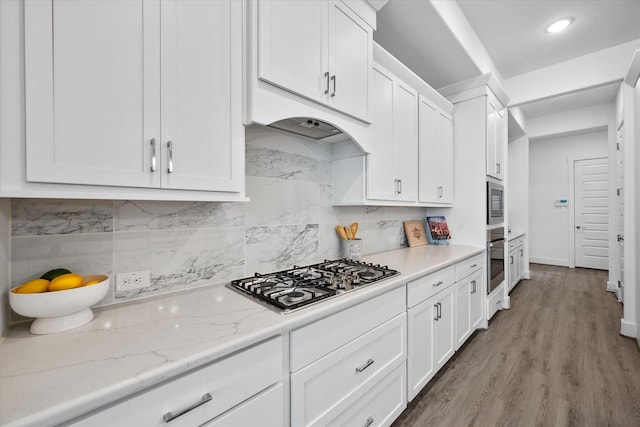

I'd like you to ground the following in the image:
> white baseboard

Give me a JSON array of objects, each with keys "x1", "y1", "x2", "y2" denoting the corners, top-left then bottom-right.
[
  {"x1": 529, "y1": 257, "x2": 569, "y2": 267},
  {"x1": 607, "y1": 281, "x2": 618, "y2": 293},
  {"x1": 621, "y1": 319, "x2": 637, "y2": 338}
]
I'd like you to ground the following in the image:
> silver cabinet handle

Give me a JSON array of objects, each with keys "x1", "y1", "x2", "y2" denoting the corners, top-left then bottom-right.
[
  {"x1": 398, "y1": 179, "x2": 402, "y2": 194},
  {"x1": 520, "y1": 249, "x2": 523, "y2": 256},
  {"x1": 470, "y1": 264, "x2": 477, "y2": 268},
  {"x1": 438, "y1": 302, "x2": 442, "y2": 319},
  {"x1": 434, "y1": 304, "x2": 439, "y2": 321},
  {"x1": 150, "y1": 138, "x2": 157, "y2": 172},
  {"x1": 496, "y1": 163, "x2": 501, "y2": 174},
  {"x1": 438, "y1": 186, "x2": 443, "y2": 198},
  {"x1": 167, "y1": 141, "x2": 174, "y2": 174},
  {"x1": 364, "y1": 417, "x2": 374, "y2": 427},
  {"x1": 433, "y1": 280, "x2": 444, "y2": 287},
  {"x1": 394, "y1": 179, "x2": 400, "y2": 194},
  {"x1": 510, "y1": 256, "x2": 514, "y2": 265},
  {"x1": 163, "y1": 393, "x2": 212, "y2": 423},
  {"x1": 471, "y1": 280, "x2": 476, "y2": 294},
  {"x1": 324, "y1": 72, "x2": 330, "y2": 94},
  {"x1": 331, "y1": 74, "x2": 336, "y2": 97},
  {"x1": 356, "y1": 358, "x2": 374, "y2": 373}
]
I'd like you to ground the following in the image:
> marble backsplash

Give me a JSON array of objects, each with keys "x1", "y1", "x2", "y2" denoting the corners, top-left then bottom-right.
[{"x1": 7, "y1": 129, "x2": 428, "y2": 322}]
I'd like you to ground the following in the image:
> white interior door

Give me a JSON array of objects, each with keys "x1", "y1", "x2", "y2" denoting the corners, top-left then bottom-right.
[
  {"x1": 617, "y1": 126, "x2": 625, "y2": 301},
  {"x1": 574, "y1": 157, "x2": 609, "y2": 270}
]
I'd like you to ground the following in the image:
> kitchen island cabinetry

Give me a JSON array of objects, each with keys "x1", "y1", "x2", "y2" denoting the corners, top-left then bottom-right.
[
  {"x1": 67, "y1": 336, "x2": 285, "y2": 427},
  {"x1": 257, "y1": 0, "x2": 372, "y2": 122},
  {"x1": 290, "y1": 285, "x2": 407, "y2": 427},
  {"x1": 16, "y1": 0, "x2": 244, "y2": 201}
]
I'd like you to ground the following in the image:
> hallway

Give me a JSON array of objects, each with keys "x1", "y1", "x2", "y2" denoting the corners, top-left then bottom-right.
[{"x1": 393, "y1": 265, "x2": 640, "y2": 427}]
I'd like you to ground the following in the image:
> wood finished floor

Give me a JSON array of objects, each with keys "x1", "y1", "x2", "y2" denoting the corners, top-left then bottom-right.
[{"x1": 392, "y1": 264, "x2": 640, "y2": 427}]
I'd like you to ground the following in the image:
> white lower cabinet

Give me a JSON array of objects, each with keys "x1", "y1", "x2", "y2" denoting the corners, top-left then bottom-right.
[
  {"x1": 407, "y1": 254, "x2": 485, "y2": 402},
  {"x1": 508, "y1": 235, "x2": 526, "y2": 292},
  {"x1": 67, "y1": 337, "x2": 284, "y2": 427},
  {"x1": 290, "y1": 286, "x2": 407, "y2": 427}
]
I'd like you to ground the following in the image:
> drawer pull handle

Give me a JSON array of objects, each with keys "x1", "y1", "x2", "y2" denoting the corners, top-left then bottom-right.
[
  {"x1": 356, "y1": 358, "x2": 375, "y2": 373},
  {"x1": 167, "y1": 140, "x2": 174, "y2": 174},
  {"x1": 163, "y1": 392, "x2": 212, "y2": 423},
  {"x1": 150, "y1": 138, "x2": 157, "y2": 172},
  {"x1": 471, "y1": 280, "x2": 476, "y2": 294},
  {"x1": 433, "y1": 280, "x2": 444, "y2": 287},
  {"x1": 364, "y1": 417, "x2": 374, "y2": 427},
  {"x1": 470, "y1": 263, "x2": 477, "y2": 268}
]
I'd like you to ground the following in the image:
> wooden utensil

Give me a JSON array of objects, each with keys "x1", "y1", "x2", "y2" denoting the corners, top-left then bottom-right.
[
  {"x1": 345, "y1": 226, "x2": 354, "y2": 240},
  {"x1": 350, "y1": 222, "x2": 359, "y2": 239},
  {"x1": 335, "y1": 225, "x2": 348, "y2": 240}
]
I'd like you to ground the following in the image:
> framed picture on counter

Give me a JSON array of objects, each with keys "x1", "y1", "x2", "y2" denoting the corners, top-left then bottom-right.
[{"x1": 404, "y1": 220, "x2": 428, "y2": 247}]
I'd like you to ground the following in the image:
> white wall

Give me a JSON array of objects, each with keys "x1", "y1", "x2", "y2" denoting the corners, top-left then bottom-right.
[
  {"x1": 0, "y1": 199, "x2": 9, "y2": 337},
  {"x1": 529, "y1": 130, "x2": 608, "y2": 266}
]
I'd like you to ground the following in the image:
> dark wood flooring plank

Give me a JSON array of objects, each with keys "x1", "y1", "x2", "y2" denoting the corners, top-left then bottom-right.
[{"x1": 393, "y1": 264, "x2": 640, "y2": 427}]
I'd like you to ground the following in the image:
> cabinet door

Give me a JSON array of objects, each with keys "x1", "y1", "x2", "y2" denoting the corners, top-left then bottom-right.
[
  {"x1": 455, "y1": 278, "x2": 471, "y2": 350},
  {"x1": 517, "y1": 246, "x2": 525, "y2": 281},
  {"x1": 160, "y1": 0, "x2": 243, "y2": 192},
  {"x1": 393, "y1": 81, "x2": 419, "y2": 202},
  {"x1": 486, "y1": 97, "x2": 498, "y2": 179},
  {"x1": 257, "y1": 0, "x2": 328, "y2": 106},
  {"x1": 494, "y1": 108, "x2": 506, "y2": 180},
  {"x1": 418, "y1": 96, "x2": 453, "y2": 204},
  {"x1": 508, "y1": 248, "x2": 517, "y2": 289},
  {"x1": 24, "y1": 0, "x2": 160, "y2": 188},
  {"x1": 407, "y1": 299, "x2": 435, "y2": 401},
  {"x1": 328, "y1": 1, "x2": 372, "y2": 121},
  {"x1": 469, "y1": 271, "x2": 484, "y2": 331},
  {"x1": 433, "y1": 284, "x2": 455, "y2": 372},
  {"x1": 367, "y1": 65, "x2": 397, "y2": 201}
]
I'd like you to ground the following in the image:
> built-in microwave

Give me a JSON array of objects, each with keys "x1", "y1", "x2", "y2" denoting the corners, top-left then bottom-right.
[{"x1": 487, "y1": 181, "x2": 504, "y2": 225}]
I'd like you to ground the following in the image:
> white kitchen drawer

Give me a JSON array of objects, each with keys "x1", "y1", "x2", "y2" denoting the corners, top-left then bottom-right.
[
  {"x1": 290, "y1": 285, "x2": 405, "y2": 372},
  {"x1": 203, "y1": 384, "x2": 284, "y2": 427},
  {"x1": 407, "y1": 266, "x2": 455, "y2": 308},
  {"x1": 68, "y1": 336, "x2": 283, "y2": 427},
  {"x1": 454, "y1": 253, "x2": 484, "y2": 282},
  {"x1": 291, "y1": 313, "x2": 406, "y2": 427},
  {"x1": 487, "y1": 285, "x2": 504, "y2": 320},
  {"x1": 325, "y1": 363, "x2": 406, "y2": 427}
]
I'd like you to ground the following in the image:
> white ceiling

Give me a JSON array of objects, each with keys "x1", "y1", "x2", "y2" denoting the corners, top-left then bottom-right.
[
  {"x1": 457, "y1": 0, "x2": 640, "y2": 79},
  {"x1": 374, "y1": 0, "x2": 640, "y2": 125}
]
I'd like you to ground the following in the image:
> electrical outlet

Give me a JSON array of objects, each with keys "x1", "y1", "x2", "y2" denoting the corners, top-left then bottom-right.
[{"x1": 116, "y1": 270, "x2": 151, "y2": 292}]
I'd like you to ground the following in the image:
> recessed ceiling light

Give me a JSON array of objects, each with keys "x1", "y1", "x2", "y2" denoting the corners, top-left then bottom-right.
[{"x1": 546, "y1": 18, "x2": 573, "y2": 34}]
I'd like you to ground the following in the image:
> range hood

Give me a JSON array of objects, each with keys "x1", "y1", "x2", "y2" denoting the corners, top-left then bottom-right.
[{"x1": 267, "y1": 117, "x2": 344, "y2": 141}]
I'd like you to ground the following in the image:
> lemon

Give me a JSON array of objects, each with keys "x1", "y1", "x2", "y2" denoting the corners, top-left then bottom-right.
[
  {"x1": 83, "y1": 280, "x2": 101, "y2": 287},
  {"x1": 48, "y1": 273, "x2": 84, "y2": 291},
  {"x1": 40, "y1": 268, "x2": 72, "y2": 281},
  {"x1": 13, "y1": 279, "x2": 50, "y2": 294}
]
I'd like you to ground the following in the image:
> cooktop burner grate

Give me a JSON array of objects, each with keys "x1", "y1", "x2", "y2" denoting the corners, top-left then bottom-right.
[{"x1": 228, "y1": 259, "x2": 399, "y2": 314}]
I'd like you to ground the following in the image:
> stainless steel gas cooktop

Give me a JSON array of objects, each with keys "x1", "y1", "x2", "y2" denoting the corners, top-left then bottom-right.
[{"x1": 228, "y1": 259, "x2": 399, "y2": 314}]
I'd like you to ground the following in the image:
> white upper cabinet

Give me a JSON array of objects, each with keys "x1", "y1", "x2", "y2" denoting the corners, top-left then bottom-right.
[
  {"x1": 418, "y1": 95, "x2": 453, "y2": 205},
  {"x1": 366, "y1": 64, "x2": 418, "y2": 202},
  {"x1": 22, "y1": 0, "x2": 243, "y2": 199},
  {"x1": 257, "y1": 0, "x2": 372, "y2": 122},
  {"x1": 486, "y1": 93, "x2": 506, "y2": 181}
]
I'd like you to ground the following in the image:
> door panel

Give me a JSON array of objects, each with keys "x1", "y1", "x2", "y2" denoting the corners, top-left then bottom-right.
[
  {"x1": 25, "y1": 0, "x2": 160, "y2": 188},
  {"x1": 575, "y1": 157, "x2": 609, "y2": 270}
]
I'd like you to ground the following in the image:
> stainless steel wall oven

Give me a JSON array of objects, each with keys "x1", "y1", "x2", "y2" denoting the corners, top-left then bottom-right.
[{"x1": 487, "y1": 227, "x2": 505, "y2": 294}]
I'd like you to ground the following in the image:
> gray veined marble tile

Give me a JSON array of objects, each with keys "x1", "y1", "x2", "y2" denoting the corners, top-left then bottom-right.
[
  {"x1": 318, "y1": 222, "x2": 342, "y2": 261},
  {"x1": 11, "y1": 199, "x2": 113, "y2": 236},
  {"x1": 245, "y1": 224, "x2": 319, "y2": 274},
  {"x1": 246, "y1": 145, "x2": 331, "y2": 184},
  {"x1": 114, "y1": 227, "x2": 245, "y2": 301},
  {"x1": 362, "y1": 220, "x2": 408, "y2": 254},
  {"x1": 245, "y1": 176, "x2": 320, "y2": 227},
  {"x1": 114, "y1": 201, "x2": 244, "y2": 232}
]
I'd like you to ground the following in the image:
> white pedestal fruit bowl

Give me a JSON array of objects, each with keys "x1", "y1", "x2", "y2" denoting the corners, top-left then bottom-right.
[{"x1": 9, "y1": 275, "x2": 109, "y2": 334}]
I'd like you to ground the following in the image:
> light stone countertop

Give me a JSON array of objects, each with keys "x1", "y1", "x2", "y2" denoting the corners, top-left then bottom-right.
[
  {"x1": 0, "y1": 244, "x2": 483, "y2": 427},
  {"x1": 508, "y1": 230, "x2": 527, "y2": 240}
]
